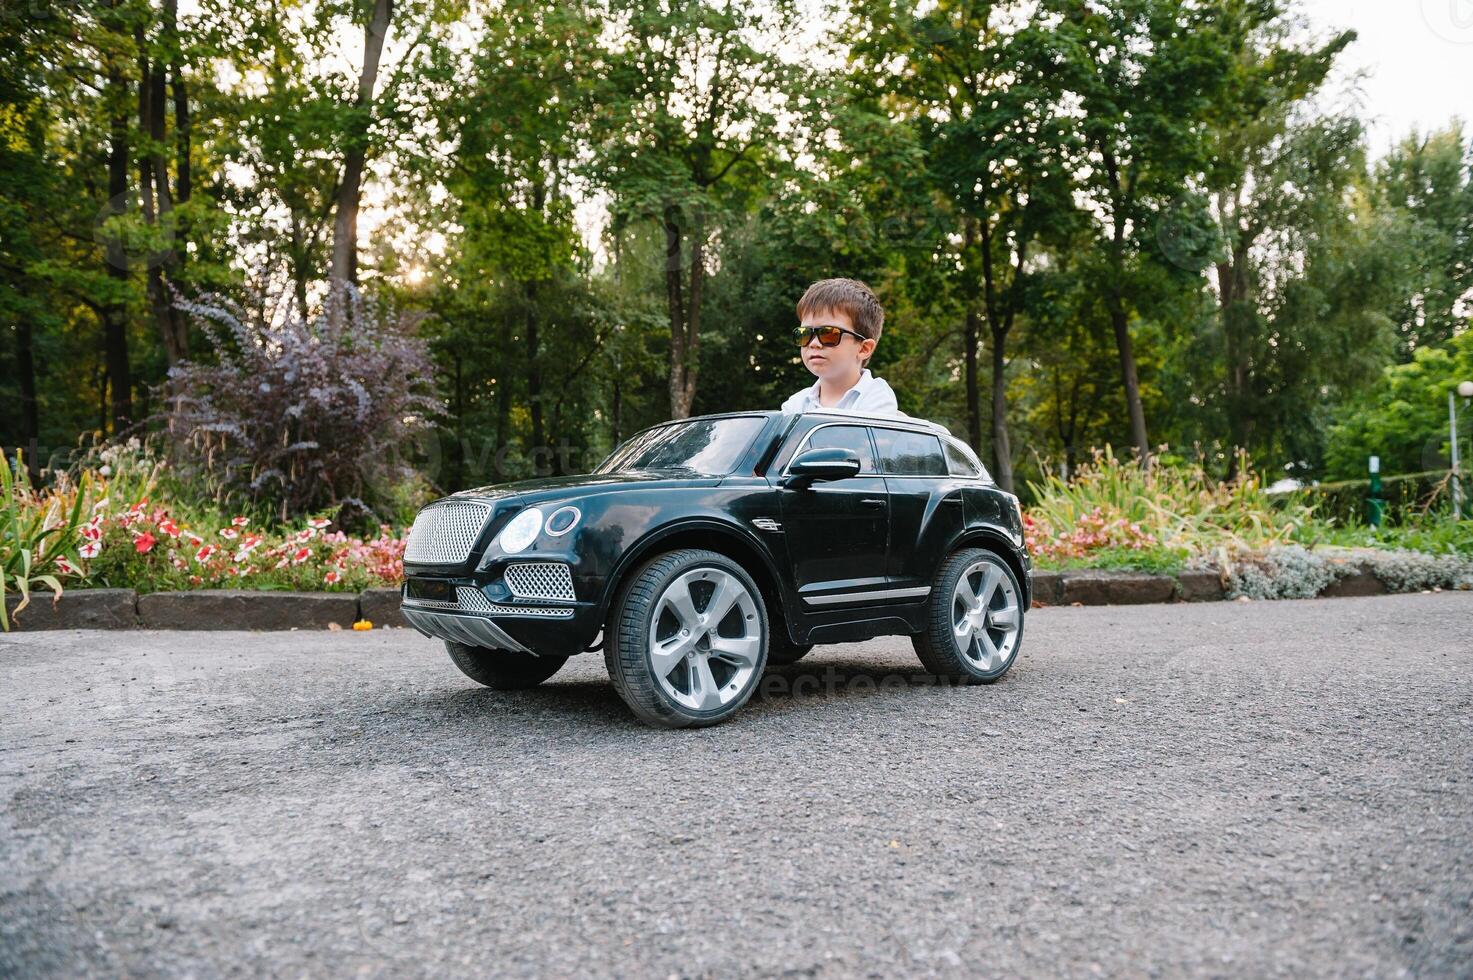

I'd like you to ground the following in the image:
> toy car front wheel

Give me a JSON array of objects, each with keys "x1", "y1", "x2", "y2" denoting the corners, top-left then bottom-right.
[
  {"x1": 912, "y1": 547, "x2": 1025, "y2": 683},
  {"x1": 604, "y1": 548, "x2": 768, "y2": 728},
  {"x1": 446, "y1": 641, "x2": 568, "y2": 690}
]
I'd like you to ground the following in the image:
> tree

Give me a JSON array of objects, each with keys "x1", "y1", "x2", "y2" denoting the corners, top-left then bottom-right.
[
  {"x1": 1192, "y1": 12, "x2": 1368, "y2": 472},
  {"x1": 1055, "y1": 0, "x2": 1237, "y2": 461},
  {"x1": 851, "y1": 0, "x2": 1082, "y2": 490},
  {"x1": 589, "y1": 0, "x2": 812, "y2": 419},
  {"x1": 329, "y1": 0, "x2": 394, "y2": 289},
  {"x1": 1325, "y1": 326, "x2": 1473, "y2": 480},
  {"x1": 1368, "y1": 124, "x2": 1473, "y2": 359}
]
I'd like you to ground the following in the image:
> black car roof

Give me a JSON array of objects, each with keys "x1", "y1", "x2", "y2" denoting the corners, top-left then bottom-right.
[{"x1": 631, "y1": 409, "x2": 954, "y2": 435}]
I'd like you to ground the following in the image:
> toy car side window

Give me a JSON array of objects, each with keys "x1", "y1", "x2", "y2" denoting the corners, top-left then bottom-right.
[
  {"x1": 873, "y1": 428, "x2": 947, "y2": 476},
  {"x1": 943, "y1": 437, "x2": 982, "y2": 477},
  {"x1": 803, "y1": 423, "x2": 877, "y2": 473}
]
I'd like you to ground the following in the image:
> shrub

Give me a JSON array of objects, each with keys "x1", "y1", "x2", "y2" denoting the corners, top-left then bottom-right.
[
  {"x1": 1224, "y1": 545, "x2": 1346, "y2": 600},
  {"x1": 165, "y1": 284, "x2": 440, "y2": 524},
  {"x1": 77, "y1": 499, "x2": 405, "y2": 593},
  {"x1": 1025, "y1": 447, "x2": 1311, "y2": 569},
  {"x1": 1363, "y1": 550, "x2": 1473, "y2": 593},
  {"x1": 1, "y1": 453, "x2": 87, "y2": 629}
]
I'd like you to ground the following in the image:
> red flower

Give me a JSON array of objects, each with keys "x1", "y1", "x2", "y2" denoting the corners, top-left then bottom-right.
[
  {"x1": 159, "y1": 518, "x2": 181, "y2": 538},
  {"x1": 231, "y1": 516, "x2": 250, "y2": 528},
  {"x1": 195, "y1": 544, "x2": 218, "y2": 562},
  {"x1": 291, "y1": 547, "x2": 311, "y2": 565},
  {"x1": 219, "y1": 528, "x2": 239, "y2": 540},
  {"x1": 134, "y1": 532, "x2": 157, "y2": 555}
]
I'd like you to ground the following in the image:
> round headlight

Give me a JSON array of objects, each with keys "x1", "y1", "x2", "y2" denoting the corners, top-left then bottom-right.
[{"x1": 496, "y1": 507, "x2": 544, "y2": 554}]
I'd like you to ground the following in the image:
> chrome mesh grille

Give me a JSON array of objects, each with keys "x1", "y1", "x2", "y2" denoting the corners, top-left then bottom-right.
[
  {"x1": 504, "y1": 562, "x2": 576, "y2": 601},
  {"x1": 403, "y1": 585, "x2": 572, "y2": 619},
  {"x1": 405, "y1": 501, "x2": 492, "y2": 564}
]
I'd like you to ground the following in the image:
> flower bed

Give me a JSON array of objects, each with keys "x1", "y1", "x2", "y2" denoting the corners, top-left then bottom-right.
[{"x1": 78, "y1": 500, "x2": 406, "y2": 594}]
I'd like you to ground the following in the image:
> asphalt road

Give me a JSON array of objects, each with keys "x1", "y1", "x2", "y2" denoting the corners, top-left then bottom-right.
[{"x1": 3, "y1": 592, "x2": 1471, "y2": 978}]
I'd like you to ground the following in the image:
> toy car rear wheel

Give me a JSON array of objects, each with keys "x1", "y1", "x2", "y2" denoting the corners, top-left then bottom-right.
[
  {"x1": 604, "y1": 548, "x2": 768, "y2": 728},
  {"x1": 446, "y1": 641, "x2": 568, "y2": 690},
  {"x1": 912, "y1": 547, "x2": 1024, "y2": 683}
]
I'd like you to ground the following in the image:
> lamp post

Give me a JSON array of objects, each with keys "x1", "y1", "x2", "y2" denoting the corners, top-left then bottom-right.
[{"x1": 1453, "y1": 380, "x2": 1473, "y2": 518}]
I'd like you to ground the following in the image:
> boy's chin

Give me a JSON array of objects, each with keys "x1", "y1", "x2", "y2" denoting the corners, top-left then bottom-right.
[{"x1": 805, "y1": 359, "x2": 851, "y2": 379}]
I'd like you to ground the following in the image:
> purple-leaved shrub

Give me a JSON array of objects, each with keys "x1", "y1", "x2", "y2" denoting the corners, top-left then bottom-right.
[{"x1": 165, "y1": 284, "x2": 440, "y2": 522}]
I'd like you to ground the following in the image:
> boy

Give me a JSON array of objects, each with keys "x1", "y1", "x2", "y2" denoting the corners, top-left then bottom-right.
[{"x1": 780, "y1": 278, "x2": 898, "y2": 415}]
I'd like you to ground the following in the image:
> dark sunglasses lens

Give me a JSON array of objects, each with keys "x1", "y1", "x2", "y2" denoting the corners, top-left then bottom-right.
[
  {"x1": 817, "y1": 326, "x2": 844, "y2": 346},
  {"x1": 791, "y1": 326, "x2": 811, "y2": 346}
]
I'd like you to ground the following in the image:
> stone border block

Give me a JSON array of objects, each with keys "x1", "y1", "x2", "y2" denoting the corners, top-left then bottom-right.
[
  {"x1": 1176, "y1": 570, "x2": 1226, "y2": 602},
  {"x1": 1319, "y1": 564, "x2": 1387, "y2": 598},
  {"x1": 358, "y1": 588, "x2": 407, "y2": 628},
  {"x1": 1029, "y1": 571, "x2": 1064, "y2": 607},
  {"x1": 1062, "y1": 570, "x2": 1177, "y2": 606},
  {"x1": 137, "y1": 590, "x2": 359, "y2": 631},
  {"x1": 6, "y1": 588, "x2": 137, "y2": 631}
]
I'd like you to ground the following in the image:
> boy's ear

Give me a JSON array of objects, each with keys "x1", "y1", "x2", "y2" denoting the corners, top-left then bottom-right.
[{"x1": 859, "y1": 337, "x2": 877, "y2": 359}]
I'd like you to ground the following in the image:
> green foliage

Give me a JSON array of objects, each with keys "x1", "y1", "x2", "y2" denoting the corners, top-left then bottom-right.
[
  {"x1": 5, "y1": 0, "x2": 1471, "y2": 537},
  {"x1": 1026, "y1": 447, "x2": 1310, "y2": 558},
  {"x1": 1325, "y1": 327, "x2": 1473, "y2": 480},
  {"x1": 1369, "y1": 124, "x2": 1473, "y2": 357},
  {"x1": 1, "y1": 454, "x2": 86, "y2": 630}
]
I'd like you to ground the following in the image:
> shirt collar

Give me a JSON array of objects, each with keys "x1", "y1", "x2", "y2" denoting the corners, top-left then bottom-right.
[{"x1": 806, "y1": 368, "x2": 873, "y2": 407}]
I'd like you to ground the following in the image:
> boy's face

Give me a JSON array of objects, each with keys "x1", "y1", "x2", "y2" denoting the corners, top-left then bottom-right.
[{"x1": 799, "y1": 306, "x2": 876, "y2": 381}]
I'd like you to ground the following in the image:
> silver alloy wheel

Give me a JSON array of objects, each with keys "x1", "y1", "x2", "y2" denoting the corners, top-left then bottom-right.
[
  {"x1": 951, "y1": 556, "x2": 1022, "y2": 673},
  {"x1": 648, "y1": 566, "x2": 763, "y2": 712}
]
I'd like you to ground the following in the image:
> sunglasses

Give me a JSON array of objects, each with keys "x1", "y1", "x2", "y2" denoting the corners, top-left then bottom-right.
[{"x1": 792, "y1": 324, "x2": 867, "y2": 348}]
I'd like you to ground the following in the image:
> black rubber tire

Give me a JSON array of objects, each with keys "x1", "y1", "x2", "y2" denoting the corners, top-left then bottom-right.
[
  {"x1": 912, "y1": 547, "x2": 1025, "y2": 684},
  {"x1": 604, "y1": 548, "x2": 768, "y2": 729},
  {"x1": 446, "y1": 641, "x2": 568, "y2": 690}
]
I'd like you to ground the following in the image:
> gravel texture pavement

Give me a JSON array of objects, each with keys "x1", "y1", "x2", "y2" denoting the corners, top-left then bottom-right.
[{"x1": 2, "y1": 592, "x2": 1471, "y2": 978}]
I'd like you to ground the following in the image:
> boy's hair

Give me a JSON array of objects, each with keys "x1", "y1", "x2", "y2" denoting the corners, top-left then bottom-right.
[{"x1": 796, "y1": 278, "x2": 884, "y2": 368}]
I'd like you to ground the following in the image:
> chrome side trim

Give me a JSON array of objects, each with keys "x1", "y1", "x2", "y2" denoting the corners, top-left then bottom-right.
[
  {"x1": 400, "y1": 605, "x2": 537, "y2": 654},
  {"x1": 751, "y1": 517, "x2": 783, "y2": 532},
  {"x1": 802, "y1": 586, "x2": 931, "y2": 606}
]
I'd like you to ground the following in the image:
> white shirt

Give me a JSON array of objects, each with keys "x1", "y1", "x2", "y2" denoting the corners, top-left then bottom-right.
[{"x1": 781, "y1": 368, "x2": 899, "y2": 416}]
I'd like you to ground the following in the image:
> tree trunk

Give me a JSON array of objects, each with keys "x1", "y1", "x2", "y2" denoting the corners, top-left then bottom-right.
[
  {"x1": 962, "y1": 219, "x2": 982, "y2": 457},
  {"x1": 978, "y1": 218, "x2": 1015, "y2": 492},
  {"x1": 104, "y1": 59, "x2": 133, "y2": 433},
  {"x1": 989, "y1": 335, "x2": 1013, "y2": 491},
  {"x1": 171, "y1": 38, "x2": 190, "y2": 205},
  {"x1": 525, "y1": 281, "x2": 544, "y2": 467},
  {"x1": 15, "y1": 318, "x2": 40, "y2": 481},
  {"x1": 330, "y1": 0, "x2": 393, "y2": 290},
  {"x1": 451, "y1": 353, "x2": 464, "y2": 488},
  {"x1": 681, "y1": 211, "x2": 704, "y2": 418},
  {"x1": 963, "y1": 307, "x2": 982, "y2": 452},
  {"x1": 1108, "y1": 296, "x2": 1149, "y2": 461},
  {"x1": 663, "y1": 209, "x2": 689, "y2": 419},
  {"x1": 149, "y1": 0, "x2": 187, "y2": 364}
]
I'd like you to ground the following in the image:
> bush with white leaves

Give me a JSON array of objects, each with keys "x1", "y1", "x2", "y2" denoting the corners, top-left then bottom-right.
[{"x1": 165, "y1": 284, "x2": 439, "y2": 523}]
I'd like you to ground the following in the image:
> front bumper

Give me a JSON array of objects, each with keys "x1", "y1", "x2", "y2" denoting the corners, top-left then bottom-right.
[
  {"x1": 400, "y1": 578, "x2": 604, "y2": 656},
  {"x1": 400, "y1": 604, "x2": 536, "y2": 653}
]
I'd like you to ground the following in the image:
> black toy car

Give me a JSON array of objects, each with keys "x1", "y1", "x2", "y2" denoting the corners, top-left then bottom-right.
[{"x1": 401, "y1": 410, "x2": 1030, "y2": 728}]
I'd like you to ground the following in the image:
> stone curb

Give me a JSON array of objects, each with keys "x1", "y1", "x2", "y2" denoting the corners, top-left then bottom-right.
[
  {"x1": 359, "y1": 588, "x2": 408, "y2": 629},
  {"x1": 137, "y1": 590, "x2": 361, "y2": 631},
  {"x1": 4, "y1": 588, "x2": 138, "y2": 631},
  {"x1": 0, "y1": 564, "x2": 1447, "y2": 630}
]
